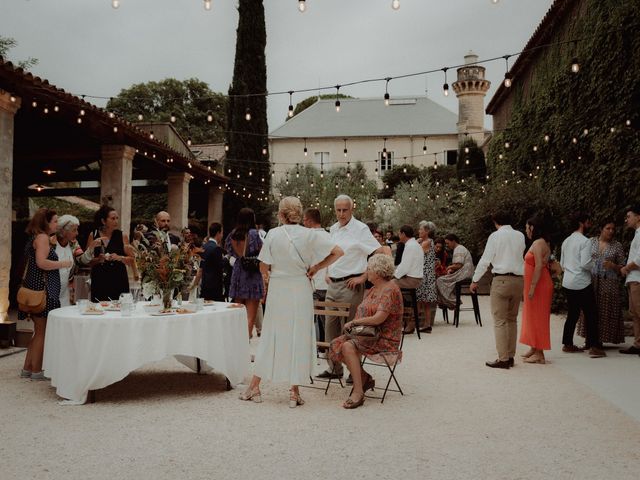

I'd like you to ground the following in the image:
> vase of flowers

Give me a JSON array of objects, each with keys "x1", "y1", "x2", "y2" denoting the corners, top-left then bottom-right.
[{"x1": 137, "y1": 241, "x2": 195, "y2": 310}]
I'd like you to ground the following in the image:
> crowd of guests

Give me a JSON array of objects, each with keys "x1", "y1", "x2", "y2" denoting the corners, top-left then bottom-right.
[{"x1": 16, "y1": 199, "x2": 640, "y2": 409}]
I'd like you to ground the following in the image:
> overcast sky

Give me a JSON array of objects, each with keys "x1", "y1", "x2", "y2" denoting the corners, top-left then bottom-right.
[{"x1": 2, "y1": 0, "x2": 553, "y2": 130}]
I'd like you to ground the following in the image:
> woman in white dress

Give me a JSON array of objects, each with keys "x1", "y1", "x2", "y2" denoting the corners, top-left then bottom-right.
[{"x1": 239, "y1": 197, "x2": 343, "y2": 408}]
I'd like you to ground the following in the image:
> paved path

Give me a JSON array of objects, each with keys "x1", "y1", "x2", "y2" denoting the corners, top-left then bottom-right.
[{"x1": 1, "y1": 297, "x2": 639, "y2": 480}]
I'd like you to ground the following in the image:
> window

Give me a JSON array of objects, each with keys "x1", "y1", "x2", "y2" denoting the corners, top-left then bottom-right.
[
  {"x1": 314, "y1": 152, "x2": 330, "y2": 170},
  {"x1": 379, "y1": 151, "x2": 394, "y2": 171},
  {"x1": 446, "y1": 150, "x2": 458, "y2": 166}
]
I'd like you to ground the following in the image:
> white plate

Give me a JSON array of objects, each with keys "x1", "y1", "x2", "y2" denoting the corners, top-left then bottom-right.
[
  {"x1": 150, "y1": 311, "x2": 177, "y2": 316},
  {"x1": 81, "y1": 311, "x2": 105, "y2": 315}
]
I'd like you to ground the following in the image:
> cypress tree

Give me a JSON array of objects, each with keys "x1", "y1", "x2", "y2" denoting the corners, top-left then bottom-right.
[{"x1": 224, "y1": 0, "x2": 271, "y2": 230}]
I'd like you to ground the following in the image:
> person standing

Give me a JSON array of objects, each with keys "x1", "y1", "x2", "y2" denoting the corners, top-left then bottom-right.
[
  {"x1": 225, "y1": 208, "x2": 264, "y2": 338},
  {"x1": 620, "y1": 205, "x2": 640, "y2": 355},
  {"x1": 303, "y1": 207, "x2": 330, "y2": 341},
  {"x1": 393, "y1": 225, "x2": 425, "y2": 334},
  {"x1": 470, "y1": 212, "x2": 525, "y2": 369},
  {"x1": 576, "y1": 219, "x2": 626, "y2": 345},
  {"x1": 196, "y1": 222, "x2": 225, "y2": 302},
  {"x1": 19, "y1": 208, "x2": 72, "y2": 380},
  {"x1": 239, "y1": 197, "x2": 343, "y2": 407},
  {"x1": 54, "y1": 215, "x2": 82, "y2": 307},
  {"x1": 416, "y1": 221, "x2": 438, "y2": 333},
  {"x1": 560, "y1": 212, "x2": 605, "y2": 358},
  {"x1": 519, "y1": 216, "x2": 554, "y2": 364},
  {"x1": 146, "y1": 211, "x2": 180, "y2": 252},
  {"x1": 316, "y1": 194, "x2": 389, "y2": 380},
  {"x1": 86, "y1": 206, "x2": 132, "y2": 302}
]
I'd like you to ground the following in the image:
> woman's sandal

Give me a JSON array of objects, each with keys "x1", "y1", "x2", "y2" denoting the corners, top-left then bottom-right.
[
  {"x1": 239, "y1": 388, "x2": 262, "y2": 403},
  {"x1": 343, "y1": 394, "x2": 365, "y2": 409},
  {"x1": 289, "y1": 390, "x2": 305, "y2": 408}
]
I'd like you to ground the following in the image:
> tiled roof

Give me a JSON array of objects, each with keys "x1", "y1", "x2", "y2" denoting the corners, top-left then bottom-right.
[{"x1": 270, "y1": 97, "x2": 458, "y2": 139}]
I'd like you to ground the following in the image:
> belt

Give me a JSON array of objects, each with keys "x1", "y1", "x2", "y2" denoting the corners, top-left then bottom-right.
[
  {"x1": 329, "y1": 273, "x2": 363, "y2": 282},
  {"x1": 493, "y1": 273, "x2": 522, "y2": 277}
]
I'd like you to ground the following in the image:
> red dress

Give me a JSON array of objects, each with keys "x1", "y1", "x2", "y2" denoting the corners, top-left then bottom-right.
[
  {"x1": 519, "y1": 251, "x2": 553, "y2": 350},
  {"x1": 329, "y1": 281, "x2": 404, "y2": 365}
]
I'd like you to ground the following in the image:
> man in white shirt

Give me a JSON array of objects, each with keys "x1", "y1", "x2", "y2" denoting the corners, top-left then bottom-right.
[
  {"x1": 303, "y1": 207, "x2": 330, "y2": 342},
  {"x1": 393, "y1": 225, "x2": 424, "y2": 333},
  {"x1": 620, "y1": 205, "x2": 640, "y2": 355},
  {"x1": 317, "y1": 194, "x2": 390, "y2": 379},
  {"x1": 470, "y1": 212, "x2": 525, "y2": 369},
  {"x1": 560, "y1": 211, "x2": 605, "y2": 358}
]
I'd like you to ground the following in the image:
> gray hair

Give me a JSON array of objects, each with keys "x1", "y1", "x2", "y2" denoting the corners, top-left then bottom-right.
[
  {"x1": 418, "y1": 220, "x2": 437, "y2": 236},
  {"x1": 57, "y1": 214, "x2": 80, "y2": 234},
  {"x1": 367, "y1": 253, "x2": 395, "y2": 280},
  {"x1": 334, "y1": 194, "x2": 354, "y2": 208}
]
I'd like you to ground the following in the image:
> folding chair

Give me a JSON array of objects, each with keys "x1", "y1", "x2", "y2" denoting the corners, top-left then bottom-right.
[{"x1": 304, "y1": 300, "x2": 352, "y2": 393}]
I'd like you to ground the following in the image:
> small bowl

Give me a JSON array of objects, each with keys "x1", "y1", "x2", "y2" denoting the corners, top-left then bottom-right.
[{"x1": 143, "y1": 304, "x2": 162, "y2": 314}]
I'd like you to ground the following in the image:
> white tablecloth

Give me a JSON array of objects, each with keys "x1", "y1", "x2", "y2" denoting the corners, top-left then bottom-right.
[{"x1": 43, "y1": 303, "x2": 250, "y2": 404}]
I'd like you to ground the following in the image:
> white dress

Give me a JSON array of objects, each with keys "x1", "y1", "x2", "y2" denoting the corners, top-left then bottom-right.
[{"x1": 255, "y1": 225, "x2": 335, "y2": 385}]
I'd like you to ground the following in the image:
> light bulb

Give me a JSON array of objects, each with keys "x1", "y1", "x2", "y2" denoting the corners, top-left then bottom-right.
[
  {"x1": 224, "y1": 142, "x2": 229, "y2": 152},
  {"x1": 54, "y1": 104, "x2": 59, "y2": 112},
  {"x1": 149, "y1": 131, "x2": 154, "y2": 139},
  {"x1": 113, "y1": 126, "x2": 118, "y2": 133},
  {"x1": 187, "y1": 137, "x2": 192, "y2": 146},
  {"x1": 504, "y1": 141, "x2": 510, "y2": 149},
  {"x1": 108, "y1": 111, "x2": 115, "y2": 118},
  {"x1": 298, "y1": 0, "x2": 306, "y2": 13},
  {"x1": 77, "y1": 117, "x2": 82, "y2": 124},
  {"x1": 262, "y1": 145, "x2": 268, "y2": 155},
  {"x1": 344, "y1": 149, "x2": 348, "y2": 157},
  {"x1": 544, "y1": 134, "x2": 550, "y2": 142},
  {"x1": 204, "y1": 0, "x2": 212, "y2": 11},
  {"x1": 206, "y1": 112, "x2": 213, "y2": 122},
  {"x1": 384, "y1": 92, "x2": 390, "y2": 106},
  {"x1": 137, "y1": 113, "x2": 143, "y2": 121},
  {"x1": 572, "y1": 137, "x2": 578, "y2": 144},
  {"x1": 112, "y1": 0, "x2": 120, "y2": 9},
  {"x1": 170, "y1": 113, "x2": 176, "y2": 123},
  {"x1": 423, "y1": 146, "x2": 427, "y2": 154},
  {"x1": 80, "y1": 109, "x2": 85, "y2": 116},
  {"x1": 443, "y1": 83, "x2": 449, "y2": 96},
  {"x1": 571, "y1": 58, "x2": 580, "y2": 73},
  {"x1": 31, "y1": 100, "x2": 37, "y2": 108},
  {"x1": 391, "y1": 0, "x2": 400, "y2": 10},
  {"x1": 465, "y1": 159, "x2": 469, "y2": 165},
  {"x1": 303, "y1": 147, "x2": 308, "y2": 156},
  {"x1": 533, "y1": 145, "x2": 538, "y2": 152},
  {"x1": 288, "y1": 105, "x2": 294, "y2": 117},
  {"x1": 9, "y1": 94, "x2": 16, "y2": 102},
  {"x1": 464, "y1": 147, "x2": 470, "y2": 153},
  {"x1": 44, "y1": 107, "x2": 49, "y2": 114},
  {"x1": 504, "y1": 75, "x2": 512, "y2": 88},
  {"x1": 335, "y1": 100, "x2": 341, "y2": 112},
  {"x1": 245, "y1": 109, "x2": 251, "y2": 121}
]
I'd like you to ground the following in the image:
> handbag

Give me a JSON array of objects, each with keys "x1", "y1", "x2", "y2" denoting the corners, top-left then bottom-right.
[
  {"x1": 17, "y1": 256, "x2": 47, "y2": 314},
  {"x1": 240, "y1": 233, "x2": 261, "y2": 273},
  {"x1": 346, "y1": 323, "x2": 379, "y2": 339}
]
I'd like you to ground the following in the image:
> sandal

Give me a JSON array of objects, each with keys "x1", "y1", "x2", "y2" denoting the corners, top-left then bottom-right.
[
  {"x1": 20, "y1": 369, "x2": 32, "y2": 379},
  {"x1": 289, "y1": 390, "x2": 305, "y2": 408},
  {"x1": 343, "y1": 394, "x2": 365, "y2": 409},
  {"x1": 239, "y1": 388, "x2": 262, "y2": 403}
]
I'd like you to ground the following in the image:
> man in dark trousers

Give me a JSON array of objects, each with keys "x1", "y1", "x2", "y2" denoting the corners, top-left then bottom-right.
[{"x1": 196, "y1": 222, "x2": 225, "y2": 301}]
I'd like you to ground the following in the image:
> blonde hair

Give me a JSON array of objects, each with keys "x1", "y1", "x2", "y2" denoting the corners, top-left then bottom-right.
[
  {"x1": 367, "y1": 254, "x2": 395, "y2": 280},
  {"x1": 278, "y1": 196, "x2": 303, "y2": 224}
]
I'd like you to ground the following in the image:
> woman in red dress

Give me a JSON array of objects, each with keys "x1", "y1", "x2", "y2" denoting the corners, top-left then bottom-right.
[
  {"x1": 519, "y1": 216, "x2": 554, "y2": 364},
  {"x1": 329, "y1": 254, "x2": 403, "y2": 409}
]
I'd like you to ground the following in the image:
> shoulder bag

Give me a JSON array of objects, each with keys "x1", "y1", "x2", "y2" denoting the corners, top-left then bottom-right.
[
  {"x1": 345, "y1": 323, "x2": 379, "y2": 339},
  {"x1": 240, "y1": 232, "x2": 261, "y2": 273},
  {"x1": 17, "y1": 255, "x2": 47, "y2": 315}
]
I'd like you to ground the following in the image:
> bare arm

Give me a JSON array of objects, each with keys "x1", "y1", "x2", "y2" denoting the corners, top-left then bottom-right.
[
  {"x1": 34, "y1": 234, "x2": 72, "y2": 271},
  {"x1": 528, "y1": 240, "x2": 549, "y2": 298},
  {"x1": 344, "y1": 309, "x2": 389, "y2": 330},
  {"x1": 307, "y1": 246, "x2": 344, "y2": 279},
  {"x1": 374, "y1": 245, "x2": 392, "y2": 256}
]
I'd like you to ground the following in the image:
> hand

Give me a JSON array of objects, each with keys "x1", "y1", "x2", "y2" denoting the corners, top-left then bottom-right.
[
  {"x1": 343, "y1": 321, "x2": 354, "y2": 332},
  {"x1": 97, "y1": 253, "x2": 106, "y2": 264},
  {"x1": 92, "y1": 239, "x2": 104, "y2": 248},
  {"x1": 346, "y1": 275, "x2": 365, "y2": 290},
  {"x1": 469, "y1": 282, "x2": 478, "y2": 294},
  {"x1": 621, "y1": 266, "x2": 629, "y2": 277},
  {"x1": 602, "y1": 260, "x2": 616, "y2": 271},
  {"x1": 528, "y1": 287, "x2": 535, "y2": 299},
  {"x1": 307, "y1": 264, "x2": 319, "y2": 279}
]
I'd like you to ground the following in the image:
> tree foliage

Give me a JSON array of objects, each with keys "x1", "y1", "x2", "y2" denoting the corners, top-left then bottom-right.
[
  {"x1": 0, "y1": 36, "x2": 38, "y2": 69},
  {"x1": 224, "y1": 0, "x2": 271, "y2": 231},
  {"x1": 106, "y1": 78, "x2": 226, "y2": 144},
  {"x1": 457, "y1": 137, "x2": 486, "y2": 180},
  {"x1": 289, "y1": 94, "x2": 354, "y2": 120},
  {"x1": 273, "y1": 163, "x2": 378, "y2": 227}
]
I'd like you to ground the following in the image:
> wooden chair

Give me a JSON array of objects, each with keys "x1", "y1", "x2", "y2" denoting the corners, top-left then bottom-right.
[{"x1": 306, "y1": 300, "x2": 353, "y2": 393}]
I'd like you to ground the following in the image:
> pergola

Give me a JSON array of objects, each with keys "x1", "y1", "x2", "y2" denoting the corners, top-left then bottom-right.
[{"x1": 0, "y1": 56, "x2": 229, "y2": 320}]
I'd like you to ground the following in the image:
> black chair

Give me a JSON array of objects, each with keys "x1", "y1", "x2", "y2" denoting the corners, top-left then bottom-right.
[
  {"x1": 399, "y1": 288, "x2": 421, "y2": 339},
  {"x1": 453, "y1": 279, "x2": 482, "y2": 328}
]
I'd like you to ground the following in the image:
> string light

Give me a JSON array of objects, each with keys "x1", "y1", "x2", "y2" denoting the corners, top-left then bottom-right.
[
  {"x1": 262, "y1": 144, "x2": 268, "y2": 155},
  {"x1": 224, "y1": 141, "x2": 229, "y2": 152},
  {"x1": 31, "y1": 99, "x2": 37, "y2": 108},
  {"x1": 137, "y1": 114, "x2": 143, "y2": 121},
  {"x1": 303, "y1": 138, "x2": 308, "y2": 156},
  {"x1": 343, "y1": 139, "x2": 348, "y2": 157},
  {"x1": 108, "y1": 111, "x2": 115, "y2": 119},
  {"x1": 187, "y1": 137, "x2": 192, "y2": 146},
  {"x1": 76, "y1": 117, "x2": 82, "y2": 124},
  {"x1": 288, "y1": 91, "x2": 294, "y2": 118},
  {"x1": 204, "y1": 0, "x2": 212, "y2": 11},
  {"x1": 423, "y1": 137, "x2": 427, "y2": 154},
  {"x1": 571, "y1": 57, "x2": 580, "y2": 73},
  {"x1": 170, "y1": 112, "x2": 177, "y2": 123},
  {"x1": 113, "y1": 126, "x2": 118, "y2": 133},
  {"x1": 442, "y1": 68, "x2": 449, "y2": 97},
  {"x1": 503, "y1": 55, "x2": 512, "y2": 88},
  {"x1": 207, "y1": 111, "x2": 213, "y2": 122},
  {"x1": 335, "y1": 86, "x2": 341, "y2": 112},
  {"x1": 79, "y1": 109, "x2": 85, "y2": 116},
  {"x1": 149, "y1": 131, "x2": 154, "y2": 140},
  {"x1": 298, "y1": 0, "x2": 306, "y2": 13},
  {"x1": 382, "y1": 138, "x2": 388, "y2": 159},
  {"x1": 53, "y1": 104, "x2": 59, "y2": 112},
  {"x1": 245, "y1": 108, "x2": 251, "y2": 121},
  {"x1": 384, "y1": 78, "x2": 391, "y2": 106},
  {"x1": 111, "y1": 0, "x2": 120, "y2": 9},
  {"x1": 391, "y1": 0, "x2": 400, "y2": 10},
  {"x1": 504, "y1": 141, "x2": 510, "y2": 149},
  {"x1": 544, "y1": 134, "x2": 550, "y2": 142}
]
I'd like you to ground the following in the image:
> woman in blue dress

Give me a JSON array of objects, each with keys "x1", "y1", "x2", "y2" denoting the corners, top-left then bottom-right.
[
  {"x1": 225, "y1": 208, "x2": 264, "y2": 338},
  {"x1": 19, "y1": 208, "x2": 73, "y2": 380}
]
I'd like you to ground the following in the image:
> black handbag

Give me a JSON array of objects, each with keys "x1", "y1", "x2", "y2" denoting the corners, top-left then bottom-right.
[{"x1": 240, "y1": 234, "x2": 261, "y2": 273}]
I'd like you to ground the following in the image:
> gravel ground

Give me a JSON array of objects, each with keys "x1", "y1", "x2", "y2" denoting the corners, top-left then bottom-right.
[{"x1": 2, "y1": 296, "x2": 639, "y2": 480}]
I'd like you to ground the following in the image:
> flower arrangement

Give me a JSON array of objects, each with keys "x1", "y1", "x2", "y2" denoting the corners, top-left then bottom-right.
[{"x1": 137, "y1": 242, "x2": 196, "y2": 308}]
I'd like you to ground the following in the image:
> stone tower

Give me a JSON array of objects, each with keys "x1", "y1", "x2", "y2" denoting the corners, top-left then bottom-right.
[{"x1": 453, "y1": 51, "x2": 491, "y2": 145}]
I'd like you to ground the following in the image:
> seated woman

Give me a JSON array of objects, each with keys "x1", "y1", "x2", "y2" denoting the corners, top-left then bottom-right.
[
  {"x1": 328, "y1": 254, "x2": 404, "y2": 409},
  {"x1": 435, "y1": 233, "x2": 475, "y2": 309}
]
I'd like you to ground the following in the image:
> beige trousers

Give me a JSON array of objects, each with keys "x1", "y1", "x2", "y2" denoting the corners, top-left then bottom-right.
[
  {"x1": 490, "y1": 276, "x2": 524, "y2": 361},
  {"x1": 629, "y1": 282, "x2": 640, "y2": 348},
  {"x1": 324, "y1": 280, "x2": 364, "y2": 375}
]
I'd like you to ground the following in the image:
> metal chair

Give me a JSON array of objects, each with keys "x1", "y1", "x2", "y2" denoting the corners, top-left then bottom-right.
[
  {"x1": 399, "y1": 287, "x2": 421, "y2": 339},
  {"x1": 453, "y1": 279, "x2": 482, "y2": 327}
]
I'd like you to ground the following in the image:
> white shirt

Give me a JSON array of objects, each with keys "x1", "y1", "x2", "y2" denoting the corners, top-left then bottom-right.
[
  {"x1": 560, "y1": 231, "x2": 593, "y2": 290},
  {"x1": 310, "y1": 227, "x2": 330, "y2": 290},
  {"x1": 626, "y1": 227, "x2": 640, "y2": 284},
  {"x1": 394, "y1": 237, "x2": 424, "y2": 279},
  {"x1": 55, "y1": 243, "x2": 73, "y2": 307},
  {"x1": 472, "y1": 225, "x2": 525, "y2": 282},
  {"x1": 328, "y1": 216, "x2": 380, "y2": 278}
]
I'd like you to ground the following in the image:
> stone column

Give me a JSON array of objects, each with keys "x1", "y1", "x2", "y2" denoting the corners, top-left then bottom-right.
[
  {"x1": 207, "y1": 185, "x2": 225, "y2": 228},
  {"x1": 0, "y1": 91, "x2": 21, "y2": 321},
  {"x1": 167, "y1": 172, "x2": 191, "y2": 232},
  {"x1": 101, "y1": 145, "x2": 135, "y2": 237}
]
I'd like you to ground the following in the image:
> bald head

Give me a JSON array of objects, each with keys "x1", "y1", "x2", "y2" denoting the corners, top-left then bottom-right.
[{"x1": 155, "y1": 211, "x2": 171, "y2": 232}]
